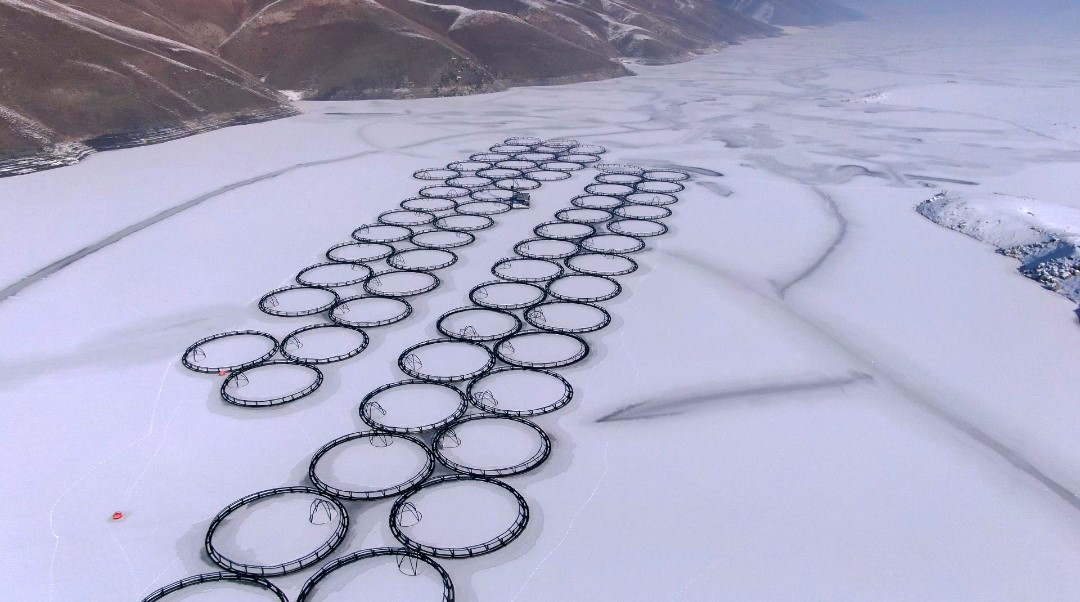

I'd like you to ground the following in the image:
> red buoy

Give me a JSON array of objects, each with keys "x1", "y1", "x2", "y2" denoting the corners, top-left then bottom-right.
[
  {"x1": 112, "y1": 512, "x2": 123, "y2": 521},
  {"x1": 218, "y1": 370, "x2": 228, "y2": 377}
]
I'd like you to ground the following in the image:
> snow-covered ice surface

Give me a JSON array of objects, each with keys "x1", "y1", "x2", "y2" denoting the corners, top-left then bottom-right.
[{"x1": 3, "y1": 5, "x2": 1080, "y2": 600}]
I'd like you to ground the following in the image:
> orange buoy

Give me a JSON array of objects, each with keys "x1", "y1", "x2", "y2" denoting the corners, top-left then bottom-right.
[
  {"x1": 112, "y1": 512, "x2": 123, "y2": 521},
  {"x1": 218, "y1": 370, "x2": 228, "y2": 377}
]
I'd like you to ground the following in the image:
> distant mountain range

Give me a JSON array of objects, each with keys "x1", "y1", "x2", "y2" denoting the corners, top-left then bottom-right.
[{"x1": 0, "y1": 0, "x2": 860, "y2": 175}]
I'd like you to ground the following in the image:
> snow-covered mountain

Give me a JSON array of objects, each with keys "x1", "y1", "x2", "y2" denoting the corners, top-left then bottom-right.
[{"x1": 0, "y1": 0, "x2": 860, "y2": 174}]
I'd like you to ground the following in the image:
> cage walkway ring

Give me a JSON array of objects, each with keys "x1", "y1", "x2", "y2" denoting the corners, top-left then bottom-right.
[
  {"x1": 565, "y1": 252, "x2": 639, "y2": 277},
  {"x1": 635, "y1": 180, "x2": 685, "y2": 194},
  {"x1": 360, "y1": 380, "x2": 469, "y2": 434},
  {"x1": 420, "y1": 185, "x2": 471, "y2": 199},
  {"x1": 540, "y1": 161, "x2": 584, "y2": 172},
  {"x1": 528, "y1": 169, "x2": 573, "y2": 181},
  {"x1": 330, "y1": 295, "x2": 412, "y2": 328},
  {"x1": 182, "y1": 330, "x2": 278, "y2": 374},
  {"x1": 411, "y1": 229, "x2": 475, "y2": 249},
  {"x1": 595, "y1": 163, "x2": 644, "y2": 175},
  {"x1": 296, "y1": 261, "x2": 373, "y2": 288},
  {"x1": 595, "y1": 173, "x2": 644, "y2": 185},
  {"x1": 434, "y1": 415, "x2": 551, "y2": 477},
  {"x1": 352, "y1": 224, "x2": 413, "y2": 243},
  {"x1": 556, "y1": 153, "x2": 601, "y2": 165},
  {"x1": 434, "y1": 214, "x2": 495, "y2": 232},
  {"x1": 309, "y1": 432, "x2": 435, "y2": 500},
  {"x1": 542, "y1": 138, "x2": 579, "y2": 149},
  {"x1": 555, "y1": 207, "x2": 614, "y2": 225},
  {"x1": 514, "y1": 152, "x2": 557, "y2": 162},
  {"x1": 494, "y1": 331, "x2": 589, "y2": 369},
  {"x1": 514, "y1": 238, "x2": 579, "y2": 260},
  {"x1": 571, "y1": 144, "x2": 607, "y2": 154},
  {"x1": 477, "y1": 167, "x2": 523, "y2": 180},
  {"x1": 221, "y1": 360, "x2": 324, "y2": 407},
  {"x1": 524, "y1": 300, "x2": 611, "y2": 334},
  {"x1": 470, "y1": 188, "x2": 514, "y2": 202},
  {"x1": 414, "y1": 168, "x2": 460, "y2": 181},
  {"x1": 448, "y1": 160, "x2": 493, "y2": 173},
  {"x1": 205, "y1": 486, "x2": 348, "y2": 577},
  {"x1": 259, "y1": 285, "x2": 339, "y2": 317},
  {"x1": 455, "y1": 200, "x2": 512, "y2": 216},
  {"x1": 296, "y1": 547, "x2": 454, "y2": 602},
  {"x1": 326, "y1": 241, "x2": 395, "y2": 264},
  {"x1": 467, "y1": 367, "x2": 574, "y2": 416},
  {"x1": 505, "y1": 136, "x2": 543, "y2": 146},
  {"x1": 495, "y1": 177, "x2": 541, "y2": 192},
  {"x1": 615, "y1": 204, "x2": 673, "y2": 220},
  {"x1": 625, "y1": 191, "x2": 679, "y2": 206},
  {"x1": 470, "y1": 152, "x2": 512, "y2": 163},
  {"x1": 607, "y1": 218, "x2": 669, "y2": 238},
  {"x1": 397, "y1": 338, "x2": 496, "y2": 383},
  {"x1": 390, "y1": 475, "x2": 529, "y2": 559},
  {"x1": 533, "y1": 220, "x2": 596, "y2": 241},
  {"x1": 579, "y1": 233, "x2": 647, "y2": 254},
  {"x1": 364, "y1": 270, "x2": 441, "y2": 297},
  {"x1": 489, "y1": 144, "x2": 533, "y2": 154},
  {"x1": 491, "y1": 257, "x2": 564, "y2": 283},
  {"x1": 546, "y1": 274, "x2": 622, "y2": 302},
  {"x1": 495, "y1": 160, "x2": 538, "y2": 171},
  {"x1": 437, "y1": 307, "x2": 522, "y2": 342},
  {"x1": 388, "y1": 248, "x2": 459, "y2": 271},
  {"x1": 571, "y1": 194, "x2": 624, "y2": 210},
  {"x1": 279, "y1": 323, "x2": 370, "y2": 364},
  {"x1": 401, "y1": 196, "x2": 457, "y2": 213},
  {"x1": 140, "y1": 572, "x2": 289, "y2": 602},
  {"x1": 469, "y1": 280, "x2": 547, "y2": 310},
  {"x1": 447, "y1": 175, "x2": 494, "y2": 189},
  {"x1": 641, "y1": 169, "x2": 691, "y2": 182},
  {"x1": 379, "y1": 209, "x2": 436, "y2": 227}
]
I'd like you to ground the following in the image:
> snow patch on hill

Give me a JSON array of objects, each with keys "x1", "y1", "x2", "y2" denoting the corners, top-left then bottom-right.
[{"x1": 917, "y1": 191, "x2": 1080, "y2": 304}]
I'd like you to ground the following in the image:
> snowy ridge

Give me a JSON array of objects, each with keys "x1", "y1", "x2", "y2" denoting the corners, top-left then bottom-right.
[{"x1": 917, "y1": 191, "x2": 1080, "y2": 305}]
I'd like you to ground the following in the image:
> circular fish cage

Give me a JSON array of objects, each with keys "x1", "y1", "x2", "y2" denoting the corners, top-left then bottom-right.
[
  {"x1": 279, "y1": 324, "x2": 370, "y2": 364},
  {"x1": 595, "y1": 163, "x2": 644, "y2": 175},
  {"x1": 572, "y1": 143, "x2": 607, "y2": 154},
  {"x1": 448, "y1": 160, "x2": 492, "y2": 173},
  {"x1": 595, "y1": 173, "x2": 644, "y2": 185},
  {"x1": 390, "y1": 475, "x2": 529, "y2": 559},
  {"x1": 455, "y1": 200, "x2": 512, "y2": 216},
  {"x1": 579, "y1": 233, "x2": 647, "y2": 254},
  {"x1": 140, "y1": 572, "x2": 289, "y2": 602},
  {"x1": 527, "y1": 169, "x2": 573, "y2": 181},
  {"x1": 494, "y1": 331, "x2": 589, "y2": 369},
  {"x1": 329, "y1": 295, "x2": 412, "y2": 328},
  {"x1": 446, "y1": 175, "x2": 494, "y2": 189},
  {"x1": 533, "y1": 221, "x2": 595, "y2": 241},
  {"x1": 414, "y1": 168, "x2": 460, "y2": 181},
  {"x1": 259, "y1": 285, "x2": 339, "y2": 318},
  {"x1": 614, "y1": 204, "x2": 672, "y2": 220},
  {"x1": 434, "y1": 416, "x2": 551, "y2": 477},
  {"x1": 437, "y1": 307, "x2": 522, "y2": 342},
  {"x1": 494, "y1": 159, "x2": 538, "y2": 171},
  {"x1": 296, "y1": 262, "x2": 373, "y2": 288},
  {"x1": 635, "y1": 180, "x2": 685, "y2": 194},
  {"x1": 546, "y1": 274, "x2": 622, "y2": 303},
  {"x1": 469, "y1": 280, "x2": 547, "y2": 310},
  {"x1": 467, "y1": 367, "x2": 573, "y2": 416},
  {"x1": 379, "y1": 209, "x2": 436, "y2": 228},
  {"x1": 401, "y1": 196, "x2": 458, "y2": 213},
  {"x1": 565, "y1": 252, "x2": 639, "y2": 277},
  {"x1": 398, "y1": 339, "x2": 495, "y2": 383},
  {"x1": 360, "y1": 380, "x2": 469, "y2": 434},
  {"x1": 419, "y1": 185, "x2": 471, "y2": 199},
  {"x1": 505, "y1": 136, "x2": 542, "y2": 146},
  {"x1": 539, "y1": 160, "x2": 584, "y2": 173},
  {"x1": 364, "y1": 270, "x2": 441, "y2": 297},
  {"x1": 220, "y1": 361, "x2": 323, "y2": 407},
  {"x1": 489, "y1": 144, "x2": 533, "y2": 154},
  {"x1": 571, "y1": 194, "x2": 624, "y2": 210},
  {"x1": 182, "y1": 330, "x2": 278, "y2": 374},
  {"x1": 641, "y1": 169, "x2": 691, "y2": 182},
  {"x1": 607, "y1": 218, "x2": 669, "y2": 238},
  {"x1": 514, "y1": 151, "x2": 557, "y2": 162},
  {"x1": 514, "y1": 238, "x2": 579, "y2": 260},
  {"x1": 556, "y1": 153, "x2": 601, "y2": 165},
  {"x1": 309, "y1": 432, "x2": 434, "y2": 500},
  {"x1": 470, "y1": 188, "x2": 515, "y2": 202},
  {"x1": 470, "y1": 152, "x2": 512, "y2": 163},
  {"x1": 491, "y1": 257, "x2": 564, "y2": 283},
  {"x1": 477, "y1": 167, "x2": 523, "y2": 180},
  {"x1": 205, "y1": 487, "x2": 348, "y2": 577},
  {"x1": 411, "y1": 229, "x2": 475, "y2": 250},
  {"x1": 625, "y1": 191, "x2": 679, "y2": 206},
  {"x1": 388, "y1": 249, "x2": 459, "y2": 271},
  {"x1": 585, "y1": 183, "x2": 635, "y2": 197},
  {"x1": 296, "y1": 548, "x2": 454, "y2": 602},
  {"x1": 524, "y1": 301, "x2": 611, "y2": 334},
  {"x1": 352, "y1": 224, "x2": 413, "y2": 243},
  {"x1": 326, "y1": 241, "x2": 395, "y2": 264},
  {"x1": 555, "y1": 207, "x2": 613, "y2": 225},
  {"x1": 495, "y1": 177, "x2": 541, "y2": 192},
  {"x1": 433, "y1": 214, "x2": 495, "y2": 232}
]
